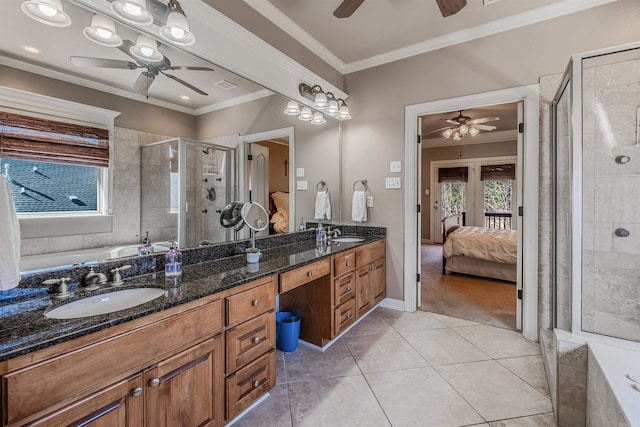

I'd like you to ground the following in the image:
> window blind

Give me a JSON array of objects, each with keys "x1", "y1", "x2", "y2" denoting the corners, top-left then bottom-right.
[
  {"x1": 0, "y1": 111, "x2": 109, "y2": 167},
  {"x1": 481, "y1": 164, "x2": 516, "y2": 181},
  {"x1": 438, "y1": 166, "x2": 468, "y2": 182}
]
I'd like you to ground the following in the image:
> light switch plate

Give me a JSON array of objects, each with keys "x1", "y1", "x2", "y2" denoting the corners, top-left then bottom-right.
[
  {"x1": 366, "y1": 196, "x2": 373, "y2": 207},
  {"x1": 296, "y1": 180, "x2": 308, "y2": 190},
  {"x1": 385, "y1": 177, "x2": 401, "y2": 189},
  {"x1": 390, "y1": 161, "x2": 401, "y2": 173},
  {"x1": 296, "y1": 168, "x2": 305, "y2": 177}
]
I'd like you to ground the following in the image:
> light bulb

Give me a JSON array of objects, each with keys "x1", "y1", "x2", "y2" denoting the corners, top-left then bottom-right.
[
  {"x1": 443, "y1": 128, "x2": 453, "y2": 138},
  {"x1": 159, "y1": 11, "x2": 196, "y2": 46},
  {"x1": 123, "y1": 2, "x2": 142, "y2": 16},
  {"x1": 38, "y1": 3, "x2": 57, "y2": 17},
  {"x1": 453, "y1": 132, "x2": 462, "y2": 141},
  {"x1": 170, "y1": 27, "x2": 185, "y2": 39},
  {"x1": 84, "y1": 14, "x2": 122, "y2": 47},
  {"x1": 140, "y1": 46, "x2": 153, "y2": 57},
  {"x1": 21, "y1": 0, "x2": 71, "y2": 27},
  {"x1": 314, "y1": 92, "x2": 327, "y2": 109},
  {"x1": 298, "y1": 107, "x2": 313, "y2": 121},
  {"x1": 310, "y1": 112, "x2": 326, "y2": 125},
  {"x1": 469, "y1": 127, "x2": 480, "y2": 137},
  {"x1": 337, "y1": 105, "x2": 351, "y2": 120},
  {"x1": 284, "y1": 100, "x2": 301, "y2": 115},
  {"x1": 326, "y1": 100, "x2": 339, "y2": 116},
  {"x1": 459, "y1": 124, "x2": 469, "y2": 135}
]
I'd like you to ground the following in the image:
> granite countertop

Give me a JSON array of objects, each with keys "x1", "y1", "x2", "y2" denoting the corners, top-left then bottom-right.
[{"x1": 0, "y1": 235, "x2": 384, "y2": 363}]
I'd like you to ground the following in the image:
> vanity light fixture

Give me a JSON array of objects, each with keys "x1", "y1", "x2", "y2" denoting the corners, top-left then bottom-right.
[
  {"x1": 159, "y1": 0, "x2": 195, "y2": 46},
  {"x1": 310, "y1": 112, "x2": 326, "y2": 125},
  {"x1": 284, "y1": 100, "x2": 301, "y2": 115},
  {"x1": 130, "y1": 33, "x2": 163, "y2": 62},
  {"x1": 111, "y1": 0, "x2": 153, "y2": 25},
  {"x1": 298, "y1": 107, "x2": 314, "y2": 121},
  {"x1": 21, "y1": 0, "x2": 71, "y2": 27},
  {"x1": 83, "y1": 14, "x2": 123, "y2": 47},
  {"x1": 298, "y1": 83, "x2": 351, "y2": 120}
]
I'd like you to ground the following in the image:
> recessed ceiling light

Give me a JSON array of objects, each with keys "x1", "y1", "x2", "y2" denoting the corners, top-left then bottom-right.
[
  {"x1": 180, "y1": 95, "x2": 190, "y2": 100},
  {"x1": 21, "y1": 45, "x2": 42, "y2": 54}
]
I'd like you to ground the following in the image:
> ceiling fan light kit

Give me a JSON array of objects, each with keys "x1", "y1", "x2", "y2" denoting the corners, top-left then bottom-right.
[
  {"x1": 83, "y1": 14, "x2": 123, "y2": 47},
  {"x1": 130, "y1": 33, "x2": 163, "y2": 62},
  {"x1": 427, "y1": 110, "x2": 499, "y2": 141},
  {"x1": 159, "y1": 9, "x2": 195, "y2": 46},
  {"x1": 111, "y1": 0, "x2": 154, "y2": 25},
  {"x1": 21, "y1": 0, "x2": 71, "y2": 27}
]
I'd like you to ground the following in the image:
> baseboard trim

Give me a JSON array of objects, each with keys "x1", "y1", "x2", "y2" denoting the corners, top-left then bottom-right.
[{"x1": 378, "y1": 298, "x2": 404, "y2": 311}]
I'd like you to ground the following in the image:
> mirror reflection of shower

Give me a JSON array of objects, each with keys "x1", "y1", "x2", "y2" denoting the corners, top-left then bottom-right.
[{"x1": 140, "y1": 137, "x2": 237, "y2": 249}]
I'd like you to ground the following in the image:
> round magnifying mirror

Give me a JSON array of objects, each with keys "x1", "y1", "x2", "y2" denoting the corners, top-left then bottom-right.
[
  {"x1": 241, "y1": 201, "x2": 269, "y2": 232},
  {"x1": 220, "y1": 201, "x2": 245, "y2": 230}
]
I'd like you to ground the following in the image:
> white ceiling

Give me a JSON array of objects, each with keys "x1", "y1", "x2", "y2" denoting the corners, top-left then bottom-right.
[
  {"x1": 0, "y1": 0, "x2": 269, "y2": 113},
  {"x1": 240, "y1": 0, "x2": 619, "y2": 73}
]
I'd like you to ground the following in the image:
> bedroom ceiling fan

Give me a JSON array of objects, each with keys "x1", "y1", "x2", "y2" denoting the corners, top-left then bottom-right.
[
  {"x1": 426, "y1": 110, "x2": 500, "y2": 140},
  {"x1": 334, "y1": 0, "x2": 467, "y2": 18},
  {"x1": 70, "y1": 39, "x2": 214, "y2": 96}
]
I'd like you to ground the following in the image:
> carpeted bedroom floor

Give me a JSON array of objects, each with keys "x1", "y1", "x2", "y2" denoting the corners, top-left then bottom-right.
[{"x1": 419, "y1": 244, "x2": 517, "y2": 330}]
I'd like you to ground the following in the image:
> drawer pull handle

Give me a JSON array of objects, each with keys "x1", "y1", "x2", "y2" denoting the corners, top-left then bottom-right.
[
  {"x1": 346, "y1": 313, "x2": 352, "y2": 319},
  {"x1": 253, "y1": 337, "x2": 260, "y2": 344},
  {"x1": 131, "y1": 387, "x2": 143, "y2": 397},
  {"x1": 307, "y1": 271, "x2": 313, "y2": 277},
  {"x1": 252, "y1": 299, "x2": 259, "y2": 306},
  {"x1": 345, "y1": 262, "x2": 350, "y2": 266},
  {"x1": 148, "y1": 378, "x2": 161, "y2": 388},
  {"x1": 253, "y1": 380, "x2": 260, "y2": 388},
  {"x1": 346, "y1": 286, "x2": 352, "y2": 292}
]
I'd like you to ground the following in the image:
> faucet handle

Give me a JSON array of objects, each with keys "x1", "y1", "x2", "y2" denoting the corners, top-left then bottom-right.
[
  {"x1": 110, "y1": 265, "x2": 132, "y2": 286},
  {"x1": 44, "y1": 277, "x2": 71, "y2": 298}
]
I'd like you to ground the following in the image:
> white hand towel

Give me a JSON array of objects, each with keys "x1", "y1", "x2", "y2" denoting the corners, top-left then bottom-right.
[
  {"x1": 352, "y1": 190, "x2": 367, "y2": 222},
  {"x1": 0, "y1": 175, "x2": 21, "y2": 290},
  {"x1": 314, "y1": 190, "x2": 331, "y2": 220}
]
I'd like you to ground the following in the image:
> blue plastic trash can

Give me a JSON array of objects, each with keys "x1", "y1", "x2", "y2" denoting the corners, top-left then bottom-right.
[{"x1": 276, "y1": 311, "x2": 301, "y2": 352}]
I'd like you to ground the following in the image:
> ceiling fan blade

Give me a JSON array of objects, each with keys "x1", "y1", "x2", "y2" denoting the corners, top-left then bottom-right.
[
  {"x1": 168, "y1": 66, "x2": 215, "y2": 72},
  {"x1": 468, "y1": 116, "x2": 500, "y2": 124},
  {"x1": 161, "y1": 72, "x2": 208, "y2": 96},
  {"x1": 333, "y1": 0, "x2": 366, "y2": 18},
  {"x1": 70, "y1": 56, "x2": 138, "y2": 70},
  {"x1": 473, "y1": 124, "x2": 497, "y2": 131},
  {"x1": 435, "y1": 0, "x2": 467, "y2": 17},
  {"x1": 133, "y1": 72, "x2": 155, "y2": 95},
  {"x1": 445, "y1": 119, "x2": 461, "y2": 125},
  {"x1": 424, "y1": 126, "x2": 454, "y2": 135}
]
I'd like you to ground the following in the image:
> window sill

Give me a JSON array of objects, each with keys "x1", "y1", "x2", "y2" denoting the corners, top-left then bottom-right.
[{"x1": 19, "y1": 215, "x2": 113, "y2": 239}]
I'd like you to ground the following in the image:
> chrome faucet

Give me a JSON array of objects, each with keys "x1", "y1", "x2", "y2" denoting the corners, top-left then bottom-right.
[
  {"x1": 44, "y1": 277, "x2": 71, "y2": 299},
  {"x1": 326, "y1": 227, "x2": 342, "y2": 239},
  {"x1": 110, "y1": 265, "x2": 132, "y2": 286},
  {"x1": 82, "y1": 267, "x2": 100, "y2": 291}
]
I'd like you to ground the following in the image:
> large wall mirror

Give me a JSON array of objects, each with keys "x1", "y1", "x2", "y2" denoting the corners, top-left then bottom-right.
[{"x1": 0, "y1": 0, "x2": 341, "y2": 273}]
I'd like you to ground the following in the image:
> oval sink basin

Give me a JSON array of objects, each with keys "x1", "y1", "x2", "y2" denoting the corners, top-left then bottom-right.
[
  {"x1": 331, "y1": 236, "x2": 365, "y2": 243},
  {"x1": 45, "y1": 288, "x2": 165, "y2": 319}
]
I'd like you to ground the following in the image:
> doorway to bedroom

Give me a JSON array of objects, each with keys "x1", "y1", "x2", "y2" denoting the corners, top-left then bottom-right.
[{"x1": 418, "y1": 103, "x2": 521, "y2": 331}]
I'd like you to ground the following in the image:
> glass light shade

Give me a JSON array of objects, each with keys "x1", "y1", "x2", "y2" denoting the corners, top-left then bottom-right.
[
  {"x1": 337, "y1": 105, "x2": 351, "y2": 120},
  {"x1": 284, "y1": 100, "x2": 301, "y2": 115},
  {"x1": 159, "y1": 11, "x2": 196, "y2": 46},
  {"x1": 468, "y1": 126, "x2": 480, "y2": 137},
  {"x1": 453, "y1": 132, "x2": 462, "y2": 141},
  {"x1": 111, "y1": 0, "x2": 153, "y2": 25},
  {"x1": 310, "y1": 112, "x2": 326, "y2": 125},
  {"x1": 458, "y1": 124, "x2": 469, "y2": 135},
  {"x1": 21, "y1": 0, "x2": 71, "y2": 27},
  {"x1": 442, "y1": 128, "x2": 453, "y2": 138},
  {"x1": 325, "y1": 99, "x2": 339, "y2": 116},
  {"x1": 298, "y1": 107, "x2": 313, "y2": 121},
  {"x1": 314, "y1": 92, "x2": 328, "y2": 110},
  {"x1": 83, "y1": 14, "x2": 123, "y2": 47},
  {"x1": 130, "y1": 34, "x2": 163, "y2": 62}
]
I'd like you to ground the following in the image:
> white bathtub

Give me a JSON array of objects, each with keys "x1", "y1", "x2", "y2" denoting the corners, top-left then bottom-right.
[{"x1": 20, "y1": 243, "x2": 171, "y2": 273}]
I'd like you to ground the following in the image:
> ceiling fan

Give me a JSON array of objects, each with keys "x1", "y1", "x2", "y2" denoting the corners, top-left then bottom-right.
[
  {"x1": 426, "y1": 110, "x2": 500, "y2": 140},
  {"x1": 334, "y1": 0, "x2": 467, "y2": 18},
  {"x1": 70, "y1": 39, "x2": 214, "y2": 96}
]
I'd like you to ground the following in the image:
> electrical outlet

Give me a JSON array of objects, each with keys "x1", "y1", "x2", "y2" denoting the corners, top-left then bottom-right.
[
  {"x1": 366, "y1": 196, "x2": 374, "y2": 207},
  {"x1": 296, "y1": 180, "x2": 308, "y2": 190},
  {"x1": 385, "y1": 177, "x2": 401, "y2": 189},
  {"x1": 390, "y1": 161, "x2": 401, "y2": 173}
]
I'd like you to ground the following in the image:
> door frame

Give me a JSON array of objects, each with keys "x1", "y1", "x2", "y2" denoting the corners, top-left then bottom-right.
[
  {"x1": 404, "y1": 85, "x2": 539, "y2": 342},
  {"x1": 239, "y1": 127, "x2": 295, "y2": 232}
]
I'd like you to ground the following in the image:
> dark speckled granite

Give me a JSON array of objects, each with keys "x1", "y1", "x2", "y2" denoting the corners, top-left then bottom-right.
[{"x1": 0, "y1": 228, "x2": 385, "y2": 362}]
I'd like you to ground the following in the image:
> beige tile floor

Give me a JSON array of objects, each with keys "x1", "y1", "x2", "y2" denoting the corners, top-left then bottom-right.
[{"x1": 231, "y1": 307, "x2": 557, "y2": 427}]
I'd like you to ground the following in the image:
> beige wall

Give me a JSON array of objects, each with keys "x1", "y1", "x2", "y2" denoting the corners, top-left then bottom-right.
[
  {"x1": 421, "y1": 140, "x2": 517, "y2": 240},
  {"x1": 341, "y1": 0, "x2": 640, "y2": 301}
]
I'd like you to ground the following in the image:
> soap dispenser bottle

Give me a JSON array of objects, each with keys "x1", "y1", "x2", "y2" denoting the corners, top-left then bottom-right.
[
  {"x1": 164, "y1": 237, "x2": 182, "y2": 277},
  {"x1": 315, "y1": 223, "x2": 326, "y2": 251},
  {"x1": 138, "y1": 231, "x2": 152, "y2": 256}
]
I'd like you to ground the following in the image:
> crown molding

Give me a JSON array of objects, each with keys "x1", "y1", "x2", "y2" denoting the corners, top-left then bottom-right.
[
  {"x1": 421, "y1": 129, "x2": 517, "y2": 148},
  {"x1": 242, "y1": 0, "x2": 619, "y2": 74},
  {"x1": 243, "y1": 0, "x2": 347, "y2": 74},
  {"x1": 193, "y1": 88, "x2": 274, "y2": 116}
]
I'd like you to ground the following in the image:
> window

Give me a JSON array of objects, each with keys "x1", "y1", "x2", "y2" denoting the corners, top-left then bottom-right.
[
  {"x1": 438, "y1": 166, "x2": 468, "y2": 219},
  {"x1": 0, "y1": 110, "x2": 109, "y2": 215},
  {"x1": 481, "y1": 164, "x2": 515, "y2": 229}
]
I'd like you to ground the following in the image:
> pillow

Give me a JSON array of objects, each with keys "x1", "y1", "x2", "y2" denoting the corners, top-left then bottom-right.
[{"x1": 271, "y1": 192, "x2": 289, "y2": 215}]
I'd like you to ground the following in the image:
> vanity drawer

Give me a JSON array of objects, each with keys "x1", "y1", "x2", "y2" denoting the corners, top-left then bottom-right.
[
  {"x1": 225, "y1": 349, "x2": 275, "y2": 421},
  {"x1": 225, "y1": 279, "x2": 275, "y2": 327},
  {"x1": 279, "y1": 259, "x2": 330, "y2": 293},
  {"x1": 334, "y1": 272, "x2": 355, "y2": 306},
  {"x1": 356, "y1": 240, "x2": 385, "y2": 267},
  {"x1": 334, "y1": 299, "x2": 356, "y2": 336},
  {"x1": 225, "y1": 310, "x2": 275, "y2": 374},
  {"x1": 333, "y1": 251, "x2": 355, "y2": 278}
]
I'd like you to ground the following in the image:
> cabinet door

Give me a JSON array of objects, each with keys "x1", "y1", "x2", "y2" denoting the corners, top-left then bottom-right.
[
  {"x1": 27, "y1": 375, "x2": 144, "y2": 427},
  {"x1": 145, "y1": 337, "x2": 223, "y2": 427},
  {"x1": 355, "y1": 265, "x2": 373, "y2": 319},
  {"x1": 371, "y1": 258, "x2": 386, "y2": 305}
]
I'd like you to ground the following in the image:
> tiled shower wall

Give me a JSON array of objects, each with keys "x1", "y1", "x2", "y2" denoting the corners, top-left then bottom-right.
[
  {"x1": 581, "y1": 57, "x2": 640, "y2": 342},
  {"x1": 21, "y1": 127, "x2": 171, "y2": 256}
]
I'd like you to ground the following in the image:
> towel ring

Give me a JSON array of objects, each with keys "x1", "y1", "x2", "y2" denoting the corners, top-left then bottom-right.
[
  {"x1": 353, "y1": 179, "x2": 368, "y2": 191},
  {"x1": 316, "y1": 180, "x2": 328, "y2": 191}
]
